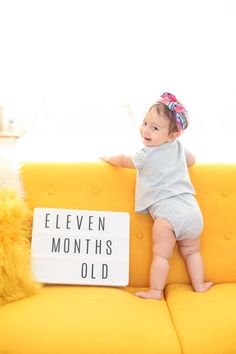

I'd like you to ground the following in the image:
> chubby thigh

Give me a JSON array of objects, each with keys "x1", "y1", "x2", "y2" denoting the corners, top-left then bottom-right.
[{"x1": 148, "y1": 194, "x2": 204, "y2": 240}]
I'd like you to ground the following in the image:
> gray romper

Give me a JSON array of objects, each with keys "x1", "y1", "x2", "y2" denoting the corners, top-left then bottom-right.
[{"x1": 131, "y1": 140, "x2": 203, "y2": 240}]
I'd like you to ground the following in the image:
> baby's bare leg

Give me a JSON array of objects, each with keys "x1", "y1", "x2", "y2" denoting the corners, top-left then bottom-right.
[
  {"x1": 135, "y1": 219, "x2": 176, "y2": 300},
  {"x1": 178, "y1": 238, "x2": 213, "y2": 292}
]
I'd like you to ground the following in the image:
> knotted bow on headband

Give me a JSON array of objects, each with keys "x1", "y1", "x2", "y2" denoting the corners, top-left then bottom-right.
[{"x1": 157, "y1": 92, "x2": 189, "y2": 130}]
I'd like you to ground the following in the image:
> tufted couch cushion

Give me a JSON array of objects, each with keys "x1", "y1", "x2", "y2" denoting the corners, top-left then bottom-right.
[
  {"x1": 165, "y1": 283, "x2": 236, "y2": 354},
  {"x1": 0, "y1": 162, "x2": 236, "y2": 354},
  {"x1": 0, "y1": 286, "x2": 182, "y2": 354},
  {"x1": 21, "y1": 162, "x2": 236, "y2": 286}
]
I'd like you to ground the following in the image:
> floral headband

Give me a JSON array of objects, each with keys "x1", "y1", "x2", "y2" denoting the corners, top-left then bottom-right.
[{"x1": 157, "y1": 92, "x2": 189, "y2": 130}]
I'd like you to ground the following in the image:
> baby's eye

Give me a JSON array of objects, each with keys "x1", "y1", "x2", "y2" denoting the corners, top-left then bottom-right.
[
  {"x1": 143, "y1": 121, "x2": 148, "y2": 126},
  {"x1": 151, "y1": 126, "x2": 159, "y2": 131}
]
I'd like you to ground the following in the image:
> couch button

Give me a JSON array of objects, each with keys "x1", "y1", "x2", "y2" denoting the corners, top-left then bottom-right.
[
  {"x1": 136, "y1": 232, "x2": 144, "y2": 239},
  {"x1": 224, "y1": 233, "x2": 232, "y2": 240},
  {"x1": 222, "y1": 191, "x2": 229, "y2": 198},
  {"x1": 91, "y1": 186, "x2": 100, "y2": 196},
  {"x1": 47, "y1": 188, "x2": 54, "y2": 195}
]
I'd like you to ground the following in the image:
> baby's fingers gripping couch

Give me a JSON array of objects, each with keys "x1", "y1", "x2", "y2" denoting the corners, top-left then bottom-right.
[{"x1": 0, "y1": 162, "x2": 236, "y2": 354}]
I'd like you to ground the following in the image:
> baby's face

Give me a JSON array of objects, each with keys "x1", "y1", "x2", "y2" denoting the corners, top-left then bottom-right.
[{"x1": 140, "y1": 107, "x2": 174, "y2": 147}]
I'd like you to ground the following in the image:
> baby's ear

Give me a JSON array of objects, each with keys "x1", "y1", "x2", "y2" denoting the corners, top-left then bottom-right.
[{"x1": 167, "y1": 130, "x2": 181, "y2": 142}]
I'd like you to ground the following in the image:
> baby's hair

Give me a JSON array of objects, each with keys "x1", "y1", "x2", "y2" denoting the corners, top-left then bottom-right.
[{"x1": 150, "y1": 103, "x2": 189, "y2": 134}]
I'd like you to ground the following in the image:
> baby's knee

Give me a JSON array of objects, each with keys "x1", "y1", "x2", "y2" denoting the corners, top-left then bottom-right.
[
  {"x1": 152, "y1": 240, "x2": 176, "y2": 260},
  {"x1": 152, "y1": 219, "x2": 176, "y2": 259},
  {"x1": 178, "y1": 239, "x2": 200, "y2": 259}
]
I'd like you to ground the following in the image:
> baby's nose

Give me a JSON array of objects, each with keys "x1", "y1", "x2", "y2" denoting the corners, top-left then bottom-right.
[{"x1": 143, "y1": 125, "x2": 151, "y2": 135}]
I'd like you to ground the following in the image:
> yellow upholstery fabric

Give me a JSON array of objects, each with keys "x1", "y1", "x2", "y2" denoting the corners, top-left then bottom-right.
[
  {"x1": 165, "y1": 283, "x2": 236, "y2": 354},
  {"x1": 0, "y1": 189, "x2": 40, "y2": 306},
  {"x1": 21, "y1": 162, "x2": 236, "y2": 286},
  {"x1": 0, "y1": 286, "x2": 181, "y2": 354},
  {"x1": 0, "y1": 162, "x2": 235, "y2": 354},
  {"x1": 21, "y1": 162, "x2": 153, "y2": 287}
]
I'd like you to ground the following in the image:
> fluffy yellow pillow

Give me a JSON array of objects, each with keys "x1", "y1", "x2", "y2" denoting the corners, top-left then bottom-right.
[{"x1": 0, "y1": 189, "x2": 40, "y2": 306}]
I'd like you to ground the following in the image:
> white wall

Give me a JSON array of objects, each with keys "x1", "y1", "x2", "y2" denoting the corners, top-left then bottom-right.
[{"x1": 0, "y1": 0, "x2": 235, "y2": 161}]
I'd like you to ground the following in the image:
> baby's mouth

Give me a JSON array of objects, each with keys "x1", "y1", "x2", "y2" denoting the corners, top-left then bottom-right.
[{"x1": 143, "y1": 136, "x2": 151, "y2": 142}]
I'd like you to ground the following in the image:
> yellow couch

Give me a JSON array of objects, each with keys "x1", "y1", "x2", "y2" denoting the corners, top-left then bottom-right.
[{"x1": 1, "y1": 162, "x2": 236, "y2": 354}]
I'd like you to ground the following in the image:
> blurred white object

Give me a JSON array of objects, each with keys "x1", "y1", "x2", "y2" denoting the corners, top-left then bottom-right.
[{"x1": 0, "y1": 146, "x2": 24, "y2": 198}]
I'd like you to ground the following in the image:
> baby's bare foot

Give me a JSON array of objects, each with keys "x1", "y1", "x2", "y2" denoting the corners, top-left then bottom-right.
[
  {"x1": 194, "y1": 281, "x2": 213, "y2": 293},
  {"x1": 134, "y1": 289, "x2": 163, "y2": 300}
]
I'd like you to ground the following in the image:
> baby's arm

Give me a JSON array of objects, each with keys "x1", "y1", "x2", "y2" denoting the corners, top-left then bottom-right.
[
  {"x1": 185, "y1": 151, "x2": 196, "y2": 167},
  {"x1": 100, "y1": 155, "x2": 135, "y2": 169}
]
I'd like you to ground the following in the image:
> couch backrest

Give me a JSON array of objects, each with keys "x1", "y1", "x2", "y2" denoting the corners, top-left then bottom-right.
[{"x1": 21, "y1": 162, "x2": 236, "y2": 287}]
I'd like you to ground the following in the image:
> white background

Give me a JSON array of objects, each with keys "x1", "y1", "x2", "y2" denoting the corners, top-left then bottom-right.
[{"x1": 0, "y1": 0, "x2": 235, "y2": 162}]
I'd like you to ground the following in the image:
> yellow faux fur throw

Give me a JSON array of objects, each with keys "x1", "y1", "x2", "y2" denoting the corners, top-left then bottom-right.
[{"x1": 0, "y1": 188, "x2": 40, "y2": 306}]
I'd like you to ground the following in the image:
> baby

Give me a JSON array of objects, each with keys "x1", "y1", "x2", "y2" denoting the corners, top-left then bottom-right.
[{"x1": 101, "y1": 92, "x2": 213, "y2": 300}]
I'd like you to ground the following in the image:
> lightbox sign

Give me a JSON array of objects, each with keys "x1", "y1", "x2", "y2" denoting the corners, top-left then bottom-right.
[{"x1": 31, "y1": 208, "x2": 130, "y2": 286}]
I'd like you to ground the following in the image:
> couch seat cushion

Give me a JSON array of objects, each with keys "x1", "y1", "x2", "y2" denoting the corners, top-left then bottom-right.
[
  {"x1": 0, "y1": 286, "x2": 181, "y2": 354},
  {"x1": 165, "y1": 283, "x2": 236, "y2": 354}
]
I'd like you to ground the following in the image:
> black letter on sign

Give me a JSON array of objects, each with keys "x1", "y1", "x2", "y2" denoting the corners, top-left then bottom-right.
[
  {"x1": 64, "y1": 238, "x2": 70, "y2": 253},
  {"x1": 56, "y1": 214, "x2": 61, "y2": 229},
  {"x1": 74, "y1": 239, "x2": 81, "y2": 253},
  {"x1": 106, "y1": 240, "x2": 112, "y2": 255},
  {"x1": 89, "y1": 216, "x2": 93, "y2": 230},
  {"x1": 76, "y1": 216, "x2": 83, "y2": 230},
  {"x1": 91, "y1": 264, "x2": 96, "y2": 279},
  {"x1": 66, "y1": 214, "x2": 71, "y2": 229},
  {"x1": 102, "y1": 264, "x2": 108, "y2": 279},
  {"x1": 95, "y1": 239, "x2": 102, "y2": 254},
  {"x1": 52, "y1": 238, "x2": 60, "y2": 253},
  {"x1": 45, "y1": 213, "x2": 50, "y2": 228},
  {"x1": 98, "y1": 217, "x2": 105, "y2": 231},
  {"x1": 81, "y1": 263, "x2": 88, "y2": 278}
]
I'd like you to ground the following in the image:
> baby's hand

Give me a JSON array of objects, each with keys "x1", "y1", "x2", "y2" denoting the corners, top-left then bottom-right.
[
  {"x1": 99, "y1": 155, "x2": 134, "y2": 169},
  {"x1": 99, "y1": 156, "x2": 108, "y2": 162}
]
